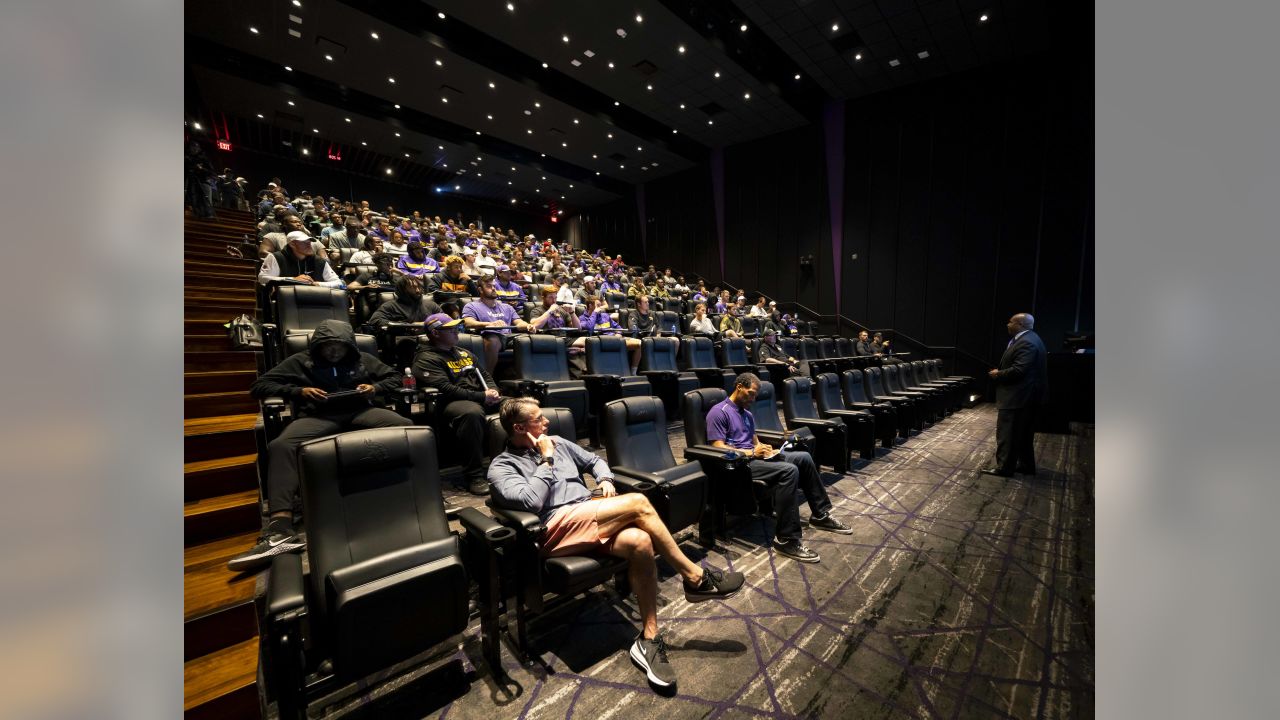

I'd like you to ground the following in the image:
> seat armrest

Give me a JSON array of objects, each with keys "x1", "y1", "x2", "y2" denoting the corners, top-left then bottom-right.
[
  {"x1": 266, "y1": 552, "x2": 306, "y2": 619},
  {"x1": 847, "y1": 401, "x2": 885, "y2": 411},
  {"x1": 787, "y1": 416, "x2": 845, "y2": 432},
  {"x1": 684, "y1": 445, "x2": 753, "y2": 472},
  {"x1": 488, "y1": 505, "x2": 546, "y2": 539},
  {"x1": 582, "y1": 373, "x2": 622, "y2": 384},
  {"x1": 456, "y1": 507, "x2": 516, "y2": 550},
  {"x1": 822, "y1": 408, "x2": 872, "y2": 421},
  {"x1": 609, "y1": 468, "x2": 661, "y2": 493},
  {"x1": 638, "y1": 369, "x2": 678, "y2": 381}
]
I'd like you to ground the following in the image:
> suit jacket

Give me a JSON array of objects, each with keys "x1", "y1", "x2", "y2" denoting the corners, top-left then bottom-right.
[
  {"x1": 854, "y1": 340, "x2": 877, "y2": 356},
  {"x1": 994, "y1": 330, "x2": 1048, "y2": 409}
]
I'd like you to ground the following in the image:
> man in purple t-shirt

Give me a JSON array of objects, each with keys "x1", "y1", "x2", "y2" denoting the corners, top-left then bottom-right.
[
  {"x1": 706, "y1": 372, "x2": 852, "y2": 564},
  {"x1": 462, "y1": 275, "x2": 534, "y2": 374}
]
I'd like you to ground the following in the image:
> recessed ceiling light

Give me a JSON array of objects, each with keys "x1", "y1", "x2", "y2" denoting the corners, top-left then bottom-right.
[
  {"x1": 287, "y1": 100, "x2": 295, "y2": 106},
  {"x1": 794, "y1": 73, "x2": 801, "y2": 80},
  {"x1": 534, "y1": 102, "x2": 541, "y2": 108},
  {"x1": 442, "y1": 163, "x2": 448, "y2": 167},
  {"x1": 249, "y1": 26, "x2": 259, "y2": 34},
  {"x1": 541, "y1": 176, "x2": 546, "y2": 180},
  {"x1": 569, "y1": 184, "x2": 574, "y2": 188},
  {"x1": 301, "y1": 148, "x2": 309, "y2": 154},
  {"x1": 535, "y1": 188, "x2": 540, "y2": 192},
  {"x1": 370, "y1": 31, "x2": 379, "y2": 40},
  {"x1": 573, "y1": 118, "x2": 579, "y2": 124},
  {"x1": 831, "y1": 23, "x2": 839, "y2": 32},
  {"x1": 344, "y1": 117, "x2": 351, "y2": 122},
  {"x1": 507, "y1": 2, "x2": 514, "y2": 10},
  {"x1": 284, "y1": 66, "x2": 293, "y2": 71},
  {"x1": 476, "y1": 131, "x2": 481, "y2": 135},
  {"x1": 584, "y1": 49, "x2": 595, "y2": 57},
  {"x1": 646, "y1": 84, "x2": 653, "y2": 91},
  {"x1": 917, "y1": 50, "x2": 929, "y2": 59},
  {"x1": 191, "y1": 121, "x2": 203, "y2": 130},
  {"x1": 619, "y1": 164, "x2": 625, "y2": 169},
  {"x1": 510, "y1": 166, "x2": 515, "y2": 171},
  {"x1": 489, "y1": 81, "x2": 496, "y2": 89},
  {"x1": 635, "y1": 14, "x2": 643, "y2": 23},
  {"x1": 607, "y1": 62, "x2": 615, "y2": 69},
  {"x1": 437, "y1": 12, "x2": 445, "y2": 19},
  {"x1": 679, "y1": 103, "x2": 686, "y2": 109},
  {"x1": 312, "y1": 128, "x2": 319, "y2": 133},
  {"x1": 524, "y1": 109, "x2": 532, "y2": 115},
  {"x1": 980, "y1": 14, "x2": 989, "y2": 22},
  {"x1": 740, "y1": 24, "x2": 748, "y2": 32},
  {"x1": 592, "y1": 154, "x2": 598, "y2": 158},
  {"x1": 527, "y1": 129, "x2": 533, "y2": 134},
  {"x1": 511, "y1": 198, "x2": 517, "y2": 203},
  {"x1": 404, "y1": 153, "x2": 410, "y2": 157},
  {"x1": 714, "y1": 71, "x2": 721, "y2": 78},
  {"x1": 325, "y1": 54, "x2": 334, "y2": 61},
  {"x1": 652, "y1": 162, "x2": 658, "y2": 166},
  {"x1": 487, "y1": 114, "x2": 494, "y2": 120},
  {"x1": 256, "y1": 113, "x2": 264, "y2": 118},
  {"x1": 707, "y1": 120, "x2": 714, "y2": 125},
  {"x1": 562, "y1": 35, "x2": 570, "y2": 43},
  {"x1": 678, "y1": 45, "x2": 685, "y2": 54},
  {"x1": 855, "y1": 53, "x2": 862, "y2": 61},
  {"x1": 388, "y1": 76, "x2": 395, "y2": 83},
  {"x1": 889, "y1": 58, "x2": 900, "y2": 67},
  {"x1": 614, "y1": 101, "x2": 620, "y2": 106},
  {"x1": 607, "y1": 133, "x2": 613, "y2": 138},
  {"x1": 441, "y1": 97, "x2": 448, "y2": 103},
  {"x1": 743, "y1": 92, "x2": 750, "y2": 100},
  {"x1": 636, "y1": 146, "x2": 641, "y2": 151},
  {"x1": 292, "y1": 0, "x2": 301, "y2": 6},
  {"x1": 361, "y1": 141, "x2": 367, "y2": 146},
  {"x1": 672, "y1": 129, "x2": 677, "y2": 134},
  {"x1": 455, "y1": 185, "x2": 460, "y2": 190},
  {"x1": 562, "y1": 142, "x2": 567, "y2": 147},
  {"x1": 394, "y1": 132, "x2": 401, "y2": 136},
  {"x1": 540, "y1": 153, "x2": 545, "y2": 156},
  {"x1": 435, "y1": 59, "x2": 443, "y2": 67},
  {"x1": 542, "y1": 62, "x2": 549, "y2": 68},
  {"x1": 596, "y1": 171, "x2": 600, "y2": 175},
  {"x1": 560, "y1": 196, "x2": 565, "y2": 199}
]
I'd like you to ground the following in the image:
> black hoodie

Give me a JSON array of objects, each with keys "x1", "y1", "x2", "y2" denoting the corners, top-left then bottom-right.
[{"x1": 250, "y1": 319, "x2": 401, "y2": 417}]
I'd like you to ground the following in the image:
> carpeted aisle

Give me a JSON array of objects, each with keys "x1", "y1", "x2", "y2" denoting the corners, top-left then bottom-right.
[{"x1": 311, "y1": 404, "x2": 1094, "y2": 719}]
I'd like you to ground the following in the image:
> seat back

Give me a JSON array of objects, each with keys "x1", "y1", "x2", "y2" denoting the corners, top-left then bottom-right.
[
  {"x1": 750, "y1": 381, "x2": 786, "y2": 432},
  {"x1": 681, "y1": 388, "x2": 727, "y2": 447},
  {"x1": 639, "y1": 336, "x2": 681, "y2": 373},
  {"x1": 864, "y1": 366, "x2": 891, "y2": 400},
  {"x1": 454, "y1": 332, "x2": 489, "y2": 365},
  {"x1": 277, "y1": 286, "x2": 350, "y2": 335},
  {"x1": 601, "y1": 396, "x2": 676, "y2": 473},
  {"x1": 656, "y1": 310, "x2": 681, "y2": 335},
  {"x1": 818, "y1": 337, "x2": 837, "y2": 359},
  {"x1": 282, "y1": 332, "x2": 378, "y2": 363},
  {"x1": 661, "y1": 297, "x2": 683, "y2": 314},
  {"x1": 841, "y1": 369, "x2": 872, "y2": 404},
  {"x1": 814, "y1": 373, "x2": 847, "y2": 415},
  {"x1": 883, "y1": 364, "x2": 909, "y2": 393},
  {"x1": 512, "y1": 335, "x2": 573, "y2": 382},
  {"x1": 604, "y1": 291, "x2": 627, "y2": 311},
  {"x1": 298, "y1": 427, "x2": 467, "y2": 679},
  {"x1": 799, "y1": 337, "x2": 819, "y2": 360},
  {"x1": 836, "y1": 338, "x2": 855, "y2": 357},
  {"x1": 748, "y1": 338, "x2": 763, "y2": 362},
  {"x1": 781, "y1": 376, "x2": 822, "y2": 421},
  {"x1": 740, "y1": 316, "x2": 761, "y2": 337},
  {"x1": 585, "y1": 335, "x2": 633, "y2": 376},
  {"x1": 908, "y1": 361, "x2": 931, "y2": 386},
  {"x1": 720, "y1": 337, "x2": 751, "y2": 367},
  {"x1": 680, "y1": 335, "x2": 719, "y2": 370},
  {"x1": 780, "y1": 337, "x2": 800, "y2": 359},
  {"x1": 924, "y1": 359, "x2": 942, "y2": 381},
  {"x1": 484, "y1": 407, "x2": 577, "y2": 459},
  {"x1": 355, "y1": 290, "x2": 396, "y2": 327}
]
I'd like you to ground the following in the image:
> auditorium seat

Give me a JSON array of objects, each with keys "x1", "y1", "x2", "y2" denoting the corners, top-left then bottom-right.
[
  {"x1": 484, "y1": 407, "x2": 576, "y2": 460},
  {"x1": 750, "y1": 381, "x2": 817, "y2": 454},
  {"x1": 602, "y1": 396, "x2": 711, "y2": 545},
  {"x1": 499, "y1": 335, "x2": 590, "y2": 437},
  {"x1": 661, "y1": 297, "x2": 683, "y2": 314},
  {"x1": 679, "y1": 336, "x2": 737, "y2": 394},
  {"x1": 637, "y1": 336, "x2": 700, "y2": 416},
  {"x1": 740, "y1": 316, "x2": 761, "y2": 337},
  {"x1": 583, "y1": 335, "x2": 651, "y2": 445},
  {"x1": 882, "y1": 364, "x2": 944, "y2": 423},
  {"x1": 836, "y1": 338, "x2": 855, "y2": 357},
  {"x1": 655, "y1": 310, "x2": 682, "y2": 336},
  {"x1": 863, "y1": 366, "x2": 922, "y2": 433},
  {"x1": 266, "y1": 285, "x2": 349, "y2": 368},
  {"x1": 780, "y1": 377, "x2": 850, "y2": 473},
  {"x1": 263, "y1": 427, "x2": 509, "y2": 718},
  {"x1": 840, "y1": 369, "x2": 902, "y2": 445},
  {"x1": 814, "y1": 373, "x2": 877, "y2": 459},
  {"x1": 681, "y1": 387, "x2": 773, "y2": 532}
]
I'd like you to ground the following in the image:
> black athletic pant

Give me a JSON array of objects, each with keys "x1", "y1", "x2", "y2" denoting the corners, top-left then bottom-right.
[
  {"x1": 746, "y1": 450, "x2": 832, "y2": 544},
  {"x1": 994, "y1": 405, "x2": 1038, "y2": 473},
  {"x1": 266, "y1": 408, "x2": 412, "y2": 514},
  {"x1": 437, "y1": 399, "x2": 488, "y2": 483}
]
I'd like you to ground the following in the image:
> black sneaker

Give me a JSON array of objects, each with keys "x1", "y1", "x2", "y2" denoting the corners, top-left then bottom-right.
[
  {"x1": 683, "y1": 567, "x2": 746, "y2": 603},
  {"x1": 467, "y1": 478, "x2": 490, "y2": 496},
  {"x1": 227, "y1": 531, "x2": 305, "y2": 572},
  {"x1": 629, "y1": 633, "x2": 677, "y2": 687},
  {"x1": 772, "y1": 539, "x2": 821, "y2": 564},
  {"x1": 808, "y1": 514, "x2": 854, "y2": 535}
]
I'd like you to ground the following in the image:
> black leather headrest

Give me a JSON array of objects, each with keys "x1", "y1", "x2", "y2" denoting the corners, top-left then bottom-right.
[
  {"x1": 336, "y1": 429, "x2": 413, "y2": 475},
  {"x1": 620, "y1": 396, "x2": 662, "y2": 424},
  {"x1": 528, "y1": 335, "x2": 560, "y2": 352}
]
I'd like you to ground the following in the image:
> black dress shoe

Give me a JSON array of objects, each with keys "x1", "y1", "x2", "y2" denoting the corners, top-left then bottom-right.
[
  {"x1": 982, "y1": 466, "x2": 1015, "y2": 477},
  {"x1": 1016, "y1": 465, "x2": 1037, "y2": 475}
]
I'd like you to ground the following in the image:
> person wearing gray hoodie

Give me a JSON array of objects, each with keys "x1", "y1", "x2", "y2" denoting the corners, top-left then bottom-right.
[{"x1": 228, "y1": 320, "x2": 409, "y2": 572}]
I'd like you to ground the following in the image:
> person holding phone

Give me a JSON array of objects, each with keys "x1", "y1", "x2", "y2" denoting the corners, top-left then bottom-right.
[
  {"x1": 488, "y1": 398, "x2": 746, "y2": 690},
  {"x1": 706, "y1": 373, "x2": 853, "y2": 564}
]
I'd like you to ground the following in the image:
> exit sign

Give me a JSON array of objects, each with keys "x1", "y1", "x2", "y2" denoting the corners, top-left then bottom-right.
[
  {"x1": 216, "y1": 139, "x2": 232, "y2": 151},
  {"x1": 327, "y1": 151, "x2": 342, "y2": 161}
]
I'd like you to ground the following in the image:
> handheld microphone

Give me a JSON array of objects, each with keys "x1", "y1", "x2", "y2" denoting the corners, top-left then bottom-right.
[{"x1": 465, "y1": 364, "x2": 489, "y2": 391}]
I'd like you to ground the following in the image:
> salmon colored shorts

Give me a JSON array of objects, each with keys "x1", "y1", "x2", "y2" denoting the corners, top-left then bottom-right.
[{"x1": 541, "y1": 498, "x2": 617, "y2": 557}]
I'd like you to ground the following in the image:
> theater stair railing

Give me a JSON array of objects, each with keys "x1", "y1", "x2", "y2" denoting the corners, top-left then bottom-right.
[{"x1": 183, "y1": 208, "x2": 264, "y2": 720}]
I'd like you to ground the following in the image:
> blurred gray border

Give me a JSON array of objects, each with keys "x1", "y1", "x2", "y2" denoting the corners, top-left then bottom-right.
[{"x1": 0, "y1": 0, "x2": 1275, "y2": 716}]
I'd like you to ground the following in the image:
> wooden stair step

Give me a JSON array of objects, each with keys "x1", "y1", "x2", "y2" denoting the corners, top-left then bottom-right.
[
  {"x1": 185, "y1": 454, "x2": 258, "y2": 502},
  {"x1": 185, "y1": 291, "x2": 256, "y2": 306},
  {"x1": 185, "y1": 303, "x2": 259, "y2": 322},
  {"x1": 186, "y1": 390, "x2": 259, "y2": 419},
  {"x1": 185, "y1": 489, "x2": 260, "y2": 545},
  {"x1": 185, "y1": 414, "x2": 258, "y2": 464},
  {"x1": 185, "y1": 369, "x2": 258, "y2": 395},
  {"x1": 186, "y1": 274, "x2": 254, "y2": 291},
  {"x1": 185, "y1": 334, "x2": 234, "y2": 353},
  {"x1": 184, "y1": 532, "x2": 261, "y2": 662},
  {"x1": 183, "y1": 637, "x2": 260, "y2": 719},
  {"x1": 185, "y1": 351, "x2": 258, "y2": 373}
]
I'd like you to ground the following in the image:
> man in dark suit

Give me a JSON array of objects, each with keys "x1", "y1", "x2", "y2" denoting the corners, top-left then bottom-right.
[{"x1": 985, "y1": 313, "x2": 1048, "y2": 477}]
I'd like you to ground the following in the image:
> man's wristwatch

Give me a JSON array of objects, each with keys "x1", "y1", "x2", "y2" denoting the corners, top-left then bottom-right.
[{"x1": 538, "y1": 454, "x2": 555, "y2": 466}]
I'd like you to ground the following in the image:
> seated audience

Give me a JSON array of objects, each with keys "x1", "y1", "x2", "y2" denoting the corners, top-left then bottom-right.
[
  {"x1": 346, "y1": 252, "x2": 398, "y2": 290},
  {"x1": 367, "y1": 275, "x2": 443, "y2": 326},
  {"x1": 719, "y1": 307, "x2": 744, "y2": 339},
  {"x1": 257, "y1": 231, "x2": 343, "y2": 288},
  {"x1": 687, "y1": 303, "x2": 717, "y2": 336},
  {"x1": 428, "y1": 255, "x2": 475, "y2": 296},
  {"x1": 492, "y1": 264, "x2": 527, "y2": 311},
  {"x1": 396, "y1": 241, "x2": 440, "y2": 276},
  {"x1": 756, "y1": 328, "x2": 802, "y2": 375},
  {"x1": 348, "y1": 234, "x2": 383, "y2": 265},
  {"x1": 462, "y1": 276, "x2": 535, "y2": 374}
]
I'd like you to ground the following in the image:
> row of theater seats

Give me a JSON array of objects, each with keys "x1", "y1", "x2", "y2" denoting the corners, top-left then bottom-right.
[{"x1": 257, "y1": 350, "x2": 971, "y2": 717}]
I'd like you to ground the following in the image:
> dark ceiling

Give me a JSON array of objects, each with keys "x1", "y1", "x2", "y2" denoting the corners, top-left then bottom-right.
[{"x1": 185, "y1": 0, "x2": 1056, "y2": 211}]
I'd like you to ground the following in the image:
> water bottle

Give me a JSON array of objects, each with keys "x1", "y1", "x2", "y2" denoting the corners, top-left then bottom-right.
[{"x1": 402, "y1": 368, "x2": 416, "y2": 392}]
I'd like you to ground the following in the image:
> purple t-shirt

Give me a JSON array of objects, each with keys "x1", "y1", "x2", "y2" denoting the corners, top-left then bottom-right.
[
  {"x1": 706, "y1": 398, "x2": 755, "y2": 450},
  {"x1": 463, "y1": 299, "x2": 518, "y2": 334}
]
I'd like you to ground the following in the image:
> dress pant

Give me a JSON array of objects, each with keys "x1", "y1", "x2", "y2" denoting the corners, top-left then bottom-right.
[
  {"x1": 266, "y1": 408, "x2": 412, "y2": 514},
  {"x1": 437, "y1": 399, "x2": 488, "y2": 482},
  {"x1": 995, "y1": 404, "x2": 1038, "y2": 473},
  {"x1": 746, "y1": 450, "x2": 832, "y2": 543}
]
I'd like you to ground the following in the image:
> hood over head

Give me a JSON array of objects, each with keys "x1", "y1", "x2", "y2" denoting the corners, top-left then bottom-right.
[{"x1": 308, "y1": 319, "x2": 359, "y2": 362}]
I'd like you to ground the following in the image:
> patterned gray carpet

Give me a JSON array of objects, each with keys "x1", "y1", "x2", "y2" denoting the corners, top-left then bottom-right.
[{"x1": 310, "y1": 404, "x2": 1094, "y2": 719}]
